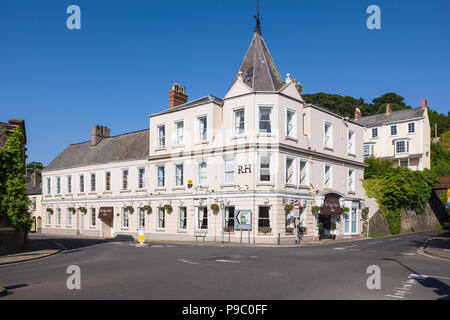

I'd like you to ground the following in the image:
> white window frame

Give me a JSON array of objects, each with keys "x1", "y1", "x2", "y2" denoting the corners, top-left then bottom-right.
[
  {"x1": 47, "y1": 177, "x2": 51, "y2": 195},
  {"x1": 157, "y1": 125, "x2": 166, "y2": 148},
  {"x1": 79, "y1": 174, "x2": 84, "y2": 193},
  {"x1": 364, "y1": 144, "x2": 374, "y2": 158},
  {"x1": 157, "y1": 207, "x2": 165, "y2": 229},
  {"x1": 233, "y1": 108, "x2": 245, "y2": 136},
  {"x1": 258, "y1": 206, "x2": 271, "y2": 229},
  {"x1": 47, "y1": 211, "x2": 51, "y2": 225},
  {"x1": 67, "y1": 208, "x2": 72, "y2": 226},
  {"x1": 122, "y1": 208, "x2": 129, "y2": 228},
  {"x1": 56, "y1": 208, "x2": 61, "y2": 226},
  {"x1": 90, "y1": 208, "x2": 96, "y2": 227},
  {"x1": 198, "y1": 161, "x2": 207, "y2": 186},
  {"x1": 90, "y1": 173, "x2": 96, "y2": 192},
  {"x1": 197, "y1": 206, "x2": 208, "y2": 230},
  {"x1": 286, "y1": 108, "x2": 297, "y2": 138},
  {"x1": 395, "y1": 139, "x2": 410, "y2": 154},
  {"x1": 371, "y1": 127, "x2": 378, "y2": 139},
  {"x1": 285, "y1": 156, "x2": 296, "y2": 184},
  {"x1": 324, "y1": 122, "x2": 333, "y2": 148},
  {"x1": 121, "y1": 169, "x2": 129, "y2": 190},
  {"x1": 138, "y1": 167, "x2": 145, "y2": 189},
  {"x1": 348, "y1": 130, "x2": 355, "y2": 155},
  {"x1": 224, "y1": 157, "x2": 235, "y2": 184},
  {"x1": 399, "y1": 159, "x2": 410, "y2": 168},
  {"x1": 408, "y1": 122, "x2": 416, "y2": 134},
  {"x1": 258, "y1": 106, "x2": 272, "y2": 134},
  {"x1": 179, "y1": 207, "x2": 187, "y2": 230},
  {"x1": 104, "y1": 171, "x2": 111, "y2": 191},
  {"x1": 390, "y1": 125, "x2": 397, "y2": 136},
  {"x1": 175, "y1": 163, "x2": 184, "y2": 186},
  {"x1": 299, "y1": 159, "x2": 309, "y2": 186},
  {"x1": 174, "y1": 120, "x2": 184, "y2": 146},
  {"x1": 56, "y1": 177, "x2": 61, "y2": 194},
  {"x1": 258, "y1": 154, "x2": 272, "y2": 183},
  {"x1": 67, "y1": 175, "x2": 72, "y2": 194},
  {"x1": 138, "y1": 207, "x2": 145, "y2": 229},
  {"x1": 198, "y1": 116, "x2": 207, "y2": 142},
  {"x1": 348, "y1": 168, "x2": 355, "y2": 193},
  {"x1": 157, "y1": 165, "x2": 165, "y2": 187},
  {"x1": 324, "y1": 164, "x2": 333, "y2": 189}
]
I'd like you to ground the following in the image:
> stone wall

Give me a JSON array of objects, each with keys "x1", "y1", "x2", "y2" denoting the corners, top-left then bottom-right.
[
  {"x1": 368, "y1": 202, "x2": 442, "y2": 236},
  {"x1": 0, "y1": 228, "x2": 24, "y2": 255}
]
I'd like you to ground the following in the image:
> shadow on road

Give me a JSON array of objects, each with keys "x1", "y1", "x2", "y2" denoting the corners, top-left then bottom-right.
[{"x1": 383, "y1": 258, "x2": 450, "y2": 300}]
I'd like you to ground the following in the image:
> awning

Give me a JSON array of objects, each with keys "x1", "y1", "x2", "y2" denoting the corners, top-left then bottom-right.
[
  {"x1": 98, "y1": 207, "x2": 114, "y2": 222},
  {"x1": 320, "y1": 197, "x2": 343, "y2": 215}
]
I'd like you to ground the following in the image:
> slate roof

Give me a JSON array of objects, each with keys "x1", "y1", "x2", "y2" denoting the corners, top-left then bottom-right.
[
  {"x1": 231, "y1": 31, "x2": 285, "y2": 91},
  {"x1": 44, "y1": 129, "x2": 149, "y2": 172},
  {"x1": 27, "y1": 181, "x2": 42, "y2": 195},
  {"x1": 354, "y1": 108, "x2": 425, "y2": 127},
  {"x1": 150, "y1": 95, "x2": 223, "y2": 117}
]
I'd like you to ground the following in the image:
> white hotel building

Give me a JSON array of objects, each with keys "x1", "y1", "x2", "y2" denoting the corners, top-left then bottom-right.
[{"x1": 42, "y1": 26, "x2": 367, "y2": 244}]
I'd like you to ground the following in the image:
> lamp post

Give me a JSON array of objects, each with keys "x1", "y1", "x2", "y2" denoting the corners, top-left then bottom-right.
[{"x1": 220, "y1": 201, "x2": 225, "y2": 243}]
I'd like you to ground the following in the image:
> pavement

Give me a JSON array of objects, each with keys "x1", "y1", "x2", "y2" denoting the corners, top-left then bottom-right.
[
  {"x1": 0, "y1": 230, "x2": 449, "y2": 299},
  {"x1": 421, "y1": 231, "x2": 450, "y2": 260},
  {"x1": 0, "y1": 237, "x2": 62, "y2": 265}
]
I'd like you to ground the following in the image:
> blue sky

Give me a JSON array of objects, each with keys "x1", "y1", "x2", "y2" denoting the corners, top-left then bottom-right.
[{"x1": 1, "y1": 0, "x2": 449, "y2": 166}]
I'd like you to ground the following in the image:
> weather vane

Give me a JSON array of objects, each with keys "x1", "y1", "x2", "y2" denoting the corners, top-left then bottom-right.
[{"x1": 254, "y1": 0, "x2": 262, "y2": 35}]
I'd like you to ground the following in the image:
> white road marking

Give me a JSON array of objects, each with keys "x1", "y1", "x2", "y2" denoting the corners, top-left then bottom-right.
[
  {"x1": 334, "y1": 245, "x2": 358, "y2": 250},
  {"x1": 179, "y1": 259, "x2": 200, "y2": 265},
  {"x1": 366, "y1": 241, "x2": 381, "y2": 245},
  {"x1": 389, "y1": 238, "x2": 401, "y2": 241},
  {"x1": 401, "y1": 253, "x2": 416, "y2": 256},
  {"x1": 216, "y1": 259, "x2": 240, "y2": 263},
  {"x1": 386, "y1": 294, "x2": 406, "y2": 299}
]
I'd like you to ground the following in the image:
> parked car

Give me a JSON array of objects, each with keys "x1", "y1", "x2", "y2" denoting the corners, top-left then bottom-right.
[{"x1": 443, "y1": 221, "x2": 449, "y2": 230}]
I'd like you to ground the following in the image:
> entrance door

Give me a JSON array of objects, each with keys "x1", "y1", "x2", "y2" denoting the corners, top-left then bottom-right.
[
  {"x1": 102, "y1": 219, "x2": 112, "y2": 238},
  {"x1": 319, "y1": 215, "x2": 331, "y2": 238},
  {"x1": 37, "y1": 217, "x2": 42, "y2": 233}
]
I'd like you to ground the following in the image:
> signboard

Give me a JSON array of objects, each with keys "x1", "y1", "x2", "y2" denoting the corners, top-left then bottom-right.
[
  {"x1": 235, "y1": 210, "x2": 252, "y2": 230},
  {"x1": 138, "y1": 230, "x2": 145, "y2": 244},
  {"x1": 98, "y1": 207, "x2": 114, "y2": 222},
  {"x1": 320, "y1": 196, "x2": 343, "y2": 215},
  {"x1": 447, "y1": 188, "x2": 450, "y2": 204},
  {"x1": 293, "y1": 200, "x2": 301, "y2": 210},
  {"x1": 187, "y1": 180, "x2": 193, "y2": 188}
]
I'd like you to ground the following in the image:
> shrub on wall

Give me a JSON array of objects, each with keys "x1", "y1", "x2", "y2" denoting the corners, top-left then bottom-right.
[{"x1": 363, "y1": 158, "x2": 438, "y2": 234}]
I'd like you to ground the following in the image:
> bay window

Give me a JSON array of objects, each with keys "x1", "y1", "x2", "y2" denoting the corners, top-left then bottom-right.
[
  {"x1": 234, "y1": 108, "x2": 245, "y2": 135},
  {"x1": 259, "y1": 107, "x2": 272, "y2": 133}
]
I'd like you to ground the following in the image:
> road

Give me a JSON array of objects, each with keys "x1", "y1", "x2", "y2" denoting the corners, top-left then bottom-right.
[{"x1": 1, "y1": 230, "x2": 449, "y2": 300}]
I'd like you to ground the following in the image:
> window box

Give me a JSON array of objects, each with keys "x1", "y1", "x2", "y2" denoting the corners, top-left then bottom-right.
[
  {"x1": 223, "y1": 227, "x2": 234, "y2": 233},
  {"x1": 285, "y1": 227, "x2": 294, "y2": 234},
  {"x1": 258, "y1": 227, "x2": 272, "y2": 234}
]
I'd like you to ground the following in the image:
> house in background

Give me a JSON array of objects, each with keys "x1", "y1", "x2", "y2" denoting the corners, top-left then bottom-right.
[
  {"x1": 354, "y1": 99, "x2": 431, "y2": 170},
  {"x1": 27, "y1": 169, "x2": 43, "y2": 233}
]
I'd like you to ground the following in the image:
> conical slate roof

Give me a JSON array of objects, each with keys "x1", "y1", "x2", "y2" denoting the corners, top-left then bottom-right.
[{"x1": 232, "y1": 32, "x2": 285, "y2": 91}]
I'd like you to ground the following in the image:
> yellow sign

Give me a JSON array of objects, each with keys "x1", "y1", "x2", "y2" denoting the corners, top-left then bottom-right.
[
  {"x1": 138, "y1": 230, "x2": 145, "y2": 243},
  {"x1": 447, "y1": 188, "x2": 450, "y2": 203},
  {"x1": 188, "y1": 180, "x2": 193, "y2": 185}
]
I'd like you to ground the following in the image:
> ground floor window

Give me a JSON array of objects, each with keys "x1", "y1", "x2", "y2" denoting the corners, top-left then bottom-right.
[
  {"x1": 197, "y1": 207, "x2": 208, "y2": 229},
  {"x1": 258, "y1": 206, "x2": 271, "y2": 228},
  {"x1": 57, "y1": 208, "x2": 61, "y2": 225},
  {"x1": 285, "y1": 209, "x2": 294, "y2": 229},
  {"x1": 225, "y1": 206, "x2": 235, "y2": 229},
  {"x1": 47, "y1": 211, "x2": 51, "y2": 225},
  {"x1": 179, "y1": 207, "x2": 187, "y2": 230},
  {"x1": 138, "y1": 208, "x2": 145, "y2": 229},
  {"x1": 400, "y1": 159, "x2": 409, "y2": 168},
  {"x1": 91, "y1": 208, "x2": 96, "y2": 226},
  {"x1": 158, "y1": 207, "x2": 165, "y2": 229},
  {"x1": 67, "y1": 209, "x2": 72, "y2": 226},
  {"x1": 344, "y1": 208, "x2": 358, "y2": 234},
  {"x1": 122, "y1": 208, "x2": 129, "y2": 228}
]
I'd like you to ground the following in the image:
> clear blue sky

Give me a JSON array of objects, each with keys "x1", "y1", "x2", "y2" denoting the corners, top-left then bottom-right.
[{"x1": 1, "y1": 0, "x2": 449, "y2": 166}]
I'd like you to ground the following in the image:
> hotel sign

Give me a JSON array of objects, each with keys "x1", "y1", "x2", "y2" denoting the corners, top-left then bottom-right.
[
  {"x1": 320, "y1": 196, "x2": 342, "y2": 215},
  {"x1": 98, "y1": 207, "x2": 114, "y2": 222},
  {"x1": 238, "y1": 165, "x2": 252, "y2": 174}
]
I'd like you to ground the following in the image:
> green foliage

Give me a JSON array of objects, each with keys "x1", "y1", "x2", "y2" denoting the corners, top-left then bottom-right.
[
  {"x1": 284, "y1": 204, "x2": 293, "y2": 212},
  {"x1": 164, "y1": 204, "x2": 172, "y2": 213},
  {"x1": 439, "y1": 130, "x2": 450, "y2": 146},
  {"x1": 26, "y1": 162, "x2": 44, "y2": 176},
  {"x1": 430, "y1": 142, "x2": 450, "y2": 177},
  {"x1": 372, "y1": 92, "x2": 410, "y2": 109},
  {"x1": 0, "y1": 128, "x2": 32, "y2": 234},
  {"x1": 364, "y1": 158, "x2": 395, "y2": 179},
  {"x1": 428, "y1": 109, "x2": 450, "y2": 137},
  {"x1": 78, "y1": 207, "x2": 87, "y2": 213},
  {"x1": 210, "y1": 203, "x2": 219, "y2": 214},
  {"x1": 311, "y1": 206, "x2": 320, "y2": 214},
  {"x1": 125, "y1": 205, "x2": 134, "y2": 212},
  {"x1": 363, "y1": 161, "x2": 438, "y2": 234},
  {"x1": 143, "y1": 205, "x2": 152, "y2": 213}
]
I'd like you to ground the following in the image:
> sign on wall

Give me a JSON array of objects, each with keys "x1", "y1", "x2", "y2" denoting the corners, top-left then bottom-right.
[{"x1": 234, "y1": 210, "x2": 252, "y2": 230}]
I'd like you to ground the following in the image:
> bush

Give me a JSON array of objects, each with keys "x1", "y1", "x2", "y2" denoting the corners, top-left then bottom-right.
[
  {"x1": 364, "y1": 157, "x2": 395, "y2": 179},
  {"x1": 430, "y1": 142, "x2": 450, "y2": 177}
]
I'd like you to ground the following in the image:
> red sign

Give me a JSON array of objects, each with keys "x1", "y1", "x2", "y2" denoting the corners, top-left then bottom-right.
[{"x1": 293, "y1": 200, "x2": 301, "y2": 210}]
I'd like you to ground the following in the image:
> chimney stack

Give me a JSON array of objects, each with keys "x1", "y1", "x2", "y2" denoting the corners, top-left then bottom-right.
[
  {"x1": 91, "y1": 125, "x2": 110, "y2": 146},
  {"x1": 386, "y1": 104, "x2": 392, "y2": 115},
  {"x1": 31, "y1": 168, "x2": 41, "y2": 186},
  {"x1": 422, "y1": 97, "x2": 428, "y2": 109},
  {"x1": 354, "y1": 107, "x2": 362, "y2": 120},
  {"x1": 169, "y1": 83, "x2": 188, "y2": 109}
]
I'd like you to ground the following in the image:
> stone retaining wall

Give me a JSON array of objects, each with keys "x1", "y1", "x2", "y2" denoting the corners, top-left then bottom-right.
[{"x1": 0, "y1": 228, "x2": 24, "y2": 255}]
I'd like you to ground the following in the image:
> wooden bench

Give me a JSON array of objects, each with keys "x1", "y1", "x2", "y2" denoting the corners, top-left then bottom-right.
[{"x1": 194, "y1": 231, "x2": 206, "y2": 241}]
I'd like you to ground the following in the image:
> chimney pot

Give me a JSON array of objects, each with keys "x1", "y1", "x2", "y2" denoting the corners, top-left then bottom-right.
[
  {"x1": 169, "y1": 83, "x2": 188, "y2": 108},
  {"x1": 354, "y1": 108, "x2": 362, "y2": 120},
  {"x1": 91, "y1": 125, "x2": 110, "y2": 146},
  {"x1": 386, "y1": 104, "x2": 392, "y2": 115},
  {"x1": 422, "y1": 97, "x2": 428, "y2": 109}
]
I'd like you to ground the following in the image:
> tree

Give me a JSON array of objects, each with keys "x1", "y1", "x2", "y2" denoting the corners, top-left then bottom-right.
[
  {"x1": 372, "y1": 92, "x2": 410, "y2": 109},
  {"x1": 440, "y1": 130, "x2": 450, "y2": 146},
  {"x1": 0, "y1": 128, "x2": 32, "y2": 236},
  {"x1": 430, "y1": 142, "x2": 450, "y2": 177}
]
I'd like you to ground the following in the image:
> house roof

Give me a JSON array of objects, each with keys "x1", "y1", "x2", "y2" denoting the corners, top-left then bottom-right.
[
  {"x1": 44, "y1": 129, "x2": 149, "y2": 172},
  {"x1": 27, "y1": 181, "x2": 42, "y2": 195},
  {"x1": 355, "y1": 107, "x2": 425, "y2": 127},
  {"x1": 231, "y1": 31, "x2": 285, "y2": 92},
  {"x1": 150, "y1": 95, "x2": 223, "y2": 117}
]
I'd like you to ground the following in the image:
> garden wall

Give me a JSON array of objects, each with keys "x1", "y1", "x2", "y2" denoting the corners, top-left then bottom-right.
[{"x1": 0, "y1": 228, "x2": 24, "y2": 255}]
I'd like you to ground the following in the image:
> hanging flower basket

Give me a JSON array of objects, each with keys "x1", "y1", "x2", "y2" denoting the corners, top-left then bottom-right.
[
  {"x1": 210, "y1": 204, "x2": 220, "y2": 214},
  {"x1": 78, "y1": 207, "x2": 87, "y2": 214},
  {"x1": 46, "y1": 208, "x2": 53, "y2": 214},
  {"x1": 285, "y1": 227, "x2": 294, "y2": 234},
  {"x1": 258, "y1": 227, "x2": 272, "y2": 234},
  {"x1": 164, "y1": 204, "x2": 173, "y2": 213},
  {"x1": 343, "y1": 207, "x2": 350, "y2": 213},
  {"x1": 68, "y1": 207, "x2": 76, "y2": 214},
  {"x1": 284, "y1": 204, "x2": 293, "y2": 212},
  {"x1": 125, "y1": 205, "x2": 134, "y2": 213},
  {"x1": 143, "y1": 205, "x2": 152, "y2": 214},
  {"x1": 330, "y1": 222, "x2": 337, "y2": 230},
  {"x1": 299, "y1": 226, "x2": 307, "y2": 233},
  {"x1": 312, "y1": 206, "x2": 320, "y2": 215}
]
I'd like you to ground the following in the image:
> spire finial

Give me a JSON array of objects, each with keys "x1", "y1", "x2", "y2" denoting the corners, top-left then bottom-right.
[{"x1": 254, "y1": 0, "x2": 262, "y2": 35}]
